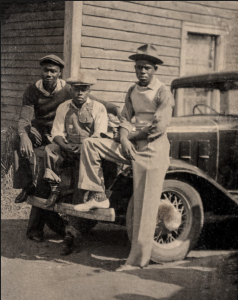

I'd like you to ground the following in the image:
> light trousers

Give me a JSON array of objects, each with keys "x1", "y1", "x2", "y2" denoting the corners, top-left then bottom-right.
[{"x1": 78, "y1": 134, "x2": 170, "y2": 267}]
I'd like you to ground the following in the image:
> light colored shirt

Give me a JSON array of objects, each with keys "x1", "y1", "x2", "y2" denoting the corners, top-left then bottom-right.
[
  {"x1": 120, "y1": 77, "x2": 174, "y2": 141},
  {"x1": 35, "y1": 79, "x2": 66, "y2": 97},
  {"x1": 51, "y1": 97, "x2": 108, "y2": 141}
]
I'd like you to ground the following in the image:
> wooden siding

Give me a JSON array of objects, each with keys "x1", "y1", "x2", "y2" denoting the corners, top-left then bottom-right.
[
  {"x1": 81, "y1": 1, "x2": 238, "y2": 107},
  {"x1": 1, "y1": 1, "x2": 65, "y2": 128}
]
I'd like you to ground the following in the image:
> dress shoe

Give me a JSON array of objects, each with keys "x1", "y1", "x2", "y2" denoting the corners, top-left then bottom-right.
[
  {"x1": 74, "y1": 198, "x2": 110, "y2": 212},
  {"x1": 27, "y1": 235, "x2": 43, "y2": 243},
  {"x1": 115, "y1": 265, "x2": 142, "y2": 272},
  {"x1": 15, "y1": 184, "x2": 35, "y2": 204},
  {"x1": 45, "y1": 192, "x2": 60, "y2": 208},
  {"x1": 60, "y1": 233, "x2": 75, "y2": 255}
]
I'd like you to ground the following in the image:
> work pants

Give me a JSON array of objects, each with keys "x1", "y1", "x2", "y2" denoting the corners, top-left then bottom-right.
[
  {"x1": 78, "y1": 135, "x2": 170, "y2": 267},
  {"x1": 44, "y1": 143, "x2": 97, "y2": 236}
]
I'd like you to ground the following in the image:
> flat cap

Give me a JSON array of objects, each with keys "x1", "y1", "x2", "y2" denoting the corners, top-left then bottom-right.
[
  {"x1": 129, "y1": 44, "x2": 163, "y2": 65},
  {"x1": 66, "y1": 71, "x2": 97, "y2": 86},
  {"x1": 39, "y1": 54, "x2": 65, "y2": 69}
]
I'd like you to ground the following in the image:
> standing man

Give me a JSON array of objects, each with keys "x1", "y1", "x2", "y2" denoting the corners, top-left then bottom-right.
[
  {"x1": 73, "y1": 44, "x2": 174, "y2": 269},
  {"x1": 43, "y1": 73, "x2": 108, "y2": 255},
  {"x1": 14, "y1": 54, "x2": 72, "y2": 241}
]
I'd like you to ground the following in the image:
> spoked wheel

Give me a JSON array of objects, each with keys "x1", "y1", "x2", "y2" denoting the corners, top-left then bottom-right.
[{"x1": 126, "y1": 180, "x2": 204, "y2": 262}]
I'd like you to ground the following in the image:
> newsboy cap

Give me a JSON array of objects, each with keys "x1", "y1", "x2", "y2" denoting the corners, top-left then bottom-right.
[
  {"x1": 66, "y1": 71, "x2": 97, "y2": 86},
  {"x1": 129, "y1": 44, "x2": 163, "y2": 65},
  {"x1": 39, "y1": 54, "x2": 65, "y2": 69}
]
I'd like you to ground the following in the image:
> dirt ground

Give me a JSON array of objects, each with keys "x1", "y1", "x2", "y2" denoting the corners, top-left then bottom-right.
[{"x1": 1, "y1": 183, "x2": 238, "y2": 300}]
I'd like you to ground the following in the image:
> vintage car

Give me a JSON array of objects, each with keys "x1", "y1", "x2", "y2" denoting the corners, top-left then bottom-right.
[{"x1": 28, "y1": 71, "x2": 238, "y2": 263}]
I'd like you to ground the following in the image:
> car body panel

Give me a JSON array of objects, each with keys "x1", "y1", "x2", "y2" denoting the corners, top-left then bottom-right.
[{"x1": 169, "y1": 71, "x2": 238, "y2": 209}]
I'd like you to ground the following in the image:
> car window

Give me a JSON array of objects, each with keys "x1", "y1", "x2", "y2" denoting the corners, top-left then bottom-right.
[{"x1": 173, "y1": 87, "x2": 238, "y2": 116}]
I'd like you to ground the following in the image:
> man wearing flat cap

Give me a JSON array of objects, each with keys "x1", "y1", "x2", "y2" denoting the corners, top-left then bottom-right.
[
  {"x1": 75, "y1": 44, "x2": 174, "y2": 269},
  {"x1": 14, "y1": 55, "x2": 121, "y2": 243},
  {"x1": 14, "y1": 54, "x2": 72, "y2": 241},
  {"x1": 43, "y1": 72, "x2": 108, "y2": 255}
]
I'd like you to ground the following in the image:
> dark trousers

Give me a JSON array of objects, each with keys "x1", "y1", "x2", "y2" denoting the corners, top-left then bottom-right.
[
  {"x1": 27, "y1": 206, "x2": 65, "y2": 238},
  {"x1": 13, "y1": 127, "x2": 66, "y2": 238}
]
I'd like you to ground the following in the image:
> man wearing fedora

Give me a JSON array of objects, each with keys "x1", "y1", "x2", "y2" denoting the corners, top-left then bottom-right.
[
  {"x1": 73, "y1": 44, "x2": 174, "y2": 269},
  {"x1": 14, "y1": 55, "x2": 121, "y2": 243}
]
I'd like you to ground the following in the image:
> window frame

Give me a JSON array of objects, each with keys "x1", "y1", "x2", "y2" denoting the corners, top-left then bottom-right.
[
  {"x1": 180, "y1": 22, "x2": 228, "y2": 76},
  {"x1": 174, "y1": 22, "x2": 228, "y2": 117}
]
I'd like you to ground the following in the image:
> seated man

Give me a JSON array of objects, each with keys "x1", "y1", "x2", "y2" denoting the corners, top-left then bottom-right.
[
  {"x1": 14, "y1": 54, "x2": 72, "y2": 241},
  {"x1": 14, "y1": 54, "x2": 121, "y2": 242},
  {"x1": 43, "y1": 72, "x2": 109, "y2": 254}
]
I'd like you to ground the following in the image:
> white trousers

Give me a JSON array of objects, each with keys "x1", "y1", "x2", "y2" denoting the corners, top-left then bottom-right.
[{"x1": 78, "y1": 135, "x2": 170, "y2": 267}]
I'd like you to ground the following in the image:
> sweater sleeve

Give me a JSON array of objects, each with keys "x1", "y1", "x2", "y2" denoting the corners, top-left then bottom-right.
[
  {"x1": 119, "y1": 85, "x2": 135, "y2": 133},
  {"x1": 18, "y1": 85, "x2": 35, "y2": 134},
  {"x1": 146, "y1": 85, "x2": 174, "y2": 141}
]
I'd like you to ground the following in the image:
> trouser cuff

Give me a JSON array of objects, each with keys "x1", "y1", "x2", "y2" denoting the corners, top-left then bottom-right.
[{"x1": 43, "y1": 168, "x2": 61, "y2": 183}]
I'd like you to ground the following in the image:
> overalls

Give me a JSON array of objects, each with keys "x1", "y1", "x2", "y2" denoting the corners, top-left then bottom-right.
[{"x1": 44, "y1": 100, "x2": 95, "y2": 183}]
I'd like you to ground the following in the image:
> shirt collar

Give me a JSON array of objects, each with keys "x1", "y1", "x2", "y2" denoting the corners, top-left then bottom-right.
[
  {"x1": 136, "y1": 76, "x2": 157, "y2": 90},
  {"x1": 35, "y1": 79, "x2": 66, "y2": 97},
  {"x1": 70, "y1": 97, "x2": 90, "y2": 110}
]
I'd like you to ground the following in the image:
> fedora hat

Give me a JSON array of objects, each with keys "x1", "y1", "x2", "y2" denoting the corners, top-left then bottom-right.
[{"x1": 129, "y1": 44, "x2": 163, "y2": 65}]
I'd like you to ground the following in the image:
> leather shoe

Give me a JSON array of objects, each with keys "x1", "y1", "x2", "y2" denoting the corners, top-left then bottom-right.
[
  {"x1": 27, "y1": 235, "x2": 43, "y2": 243},
  {"x1": 74, "y1": 198, "x2": 110, "y2": 212},
  {"x1": 45, "y1": 192, "x2": 60, "y2": 208},
  {"x1": 60, "y1": 233, "x2": 75, "y2": 255},
  {"x1": 15, "y1": 184, "x2": 35, "y2": 204}
]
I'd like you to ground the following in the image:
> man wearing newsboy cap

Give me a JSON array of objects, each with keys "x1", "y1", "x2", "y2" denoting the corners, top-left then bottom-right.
[
  {"x1": 14, "y1": 55, "x2": 121, "y2": 243},
  {"x1": 43, "y1": 72, "x2": 109, "y2": 255},
  {"x1": 74, "y1": 44, "x2": 175, "y2": 269},
  {"x1": 14, "y1": 54, "x2": 72, "y2": 242}
]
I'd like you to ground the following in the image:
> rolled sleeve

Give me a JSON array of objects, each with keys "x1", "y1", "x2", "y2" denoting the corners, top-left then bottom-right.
[
  {"x1": 147, "y1": 85, "x2": 174, "y2": 142},
  {"x1": 51, "y1": 105, "x2": 66, "y2": 140},
  {"x1": 92, "y1": 103, "x2": 108, "y2": 137}
]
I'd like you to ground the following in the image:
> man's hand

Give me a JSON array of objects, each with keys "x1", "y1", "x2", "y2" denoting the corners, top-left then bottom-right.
[
  {"x1": 70, "y1": 144, "x2": 81, "y2": 154},
  {"x1": 61, "y1": 143, "x2": 76, "y2": 154},
  {"x1": 20, "y1": 133, "x2": 33, "y2": 158},
  {"x1": 120, "y1": 136, "x2": 136, "y2": 161}
]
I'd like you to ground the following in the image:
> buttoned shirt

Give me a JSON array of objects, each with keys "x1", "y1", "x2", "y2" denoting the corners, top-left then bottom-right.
[
  {"x1": 51, "y1": 98, "x2": 108, "y2": 142},
  {"x1": 120, "y1": 77, "x2": 174, "y2": 141}
]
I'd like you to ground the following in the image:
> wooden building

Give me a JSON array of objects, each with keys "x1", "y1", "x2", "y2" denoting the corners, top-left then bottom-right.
[{"x1": 1, "y1": 1, "x2": 238, "y2": 128}]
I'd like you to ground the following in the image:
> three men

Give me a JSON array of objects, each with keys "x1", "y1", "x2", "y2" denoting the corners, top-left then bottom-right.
[{"x1": 73, "y1": 44, "x2": 174, "y2": 269}]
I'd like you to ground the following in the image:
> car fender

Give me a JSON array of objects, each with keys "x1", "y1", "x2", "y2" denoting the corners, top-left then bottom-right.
[{"x1": 165, "y1": 158, "x2": 238, "y2": 213}]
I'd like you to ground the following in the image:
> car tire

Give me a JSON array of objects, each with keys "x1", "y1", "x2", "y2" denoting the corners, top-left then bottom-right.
[{"x1": 126, "y1": 180, "x2": 204, "y2": 262}]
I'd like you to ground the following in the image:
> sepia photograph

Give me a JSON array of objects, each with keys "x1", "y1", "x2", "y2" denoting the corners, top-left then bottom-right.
[{"x1": 1, "y1": 1, "x2": 238, "y2": 299}]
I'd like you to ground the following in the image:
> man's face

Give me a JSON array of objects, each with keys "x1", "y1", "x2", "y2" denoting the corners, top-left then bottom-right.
[
  {"x1": 135, "y1": 60, "x2": 157, "y2": 86},
  {"x1": 71, "y1": 85, "x2": 91, "y2": 106},
  {"x1": 41, "y1": 63, "x2": 61, "y2": 87}
]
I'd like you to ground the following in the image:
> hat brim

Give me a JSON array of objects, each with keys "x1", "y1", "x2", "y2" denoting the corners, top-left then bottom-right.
[
  {"x1": 40, "y1": 58, "x2": 64, "y2": 69},
  {"x1": 129, "y1": 54, "x2": 163, "y2": 65}
]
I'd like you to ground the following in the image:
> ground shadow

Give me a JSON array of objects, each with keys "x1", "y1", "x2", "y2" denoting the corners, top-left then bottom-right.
[
  {"x1": 1, "y1": 218, "x2": 238, "y2": 272},
  {"x1": 2, "y1": 218, "x2": 238, "y2": 299},
  {"x1": 1, "y1": 219, "x2": 129, "y2": 270}
]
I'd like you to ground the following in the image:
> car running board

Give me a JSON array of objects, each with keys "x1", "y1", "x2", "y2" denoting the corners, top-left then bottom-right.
[{"x1": 27, "y1": 196, "x2": 116, "y2": 222}]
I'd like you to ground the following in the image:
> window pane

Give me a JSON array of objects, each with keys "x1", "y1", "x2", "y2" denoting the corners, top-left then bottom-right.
[{"x1": 185, "y1": 33, "x2": 216, "y2": 75}]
